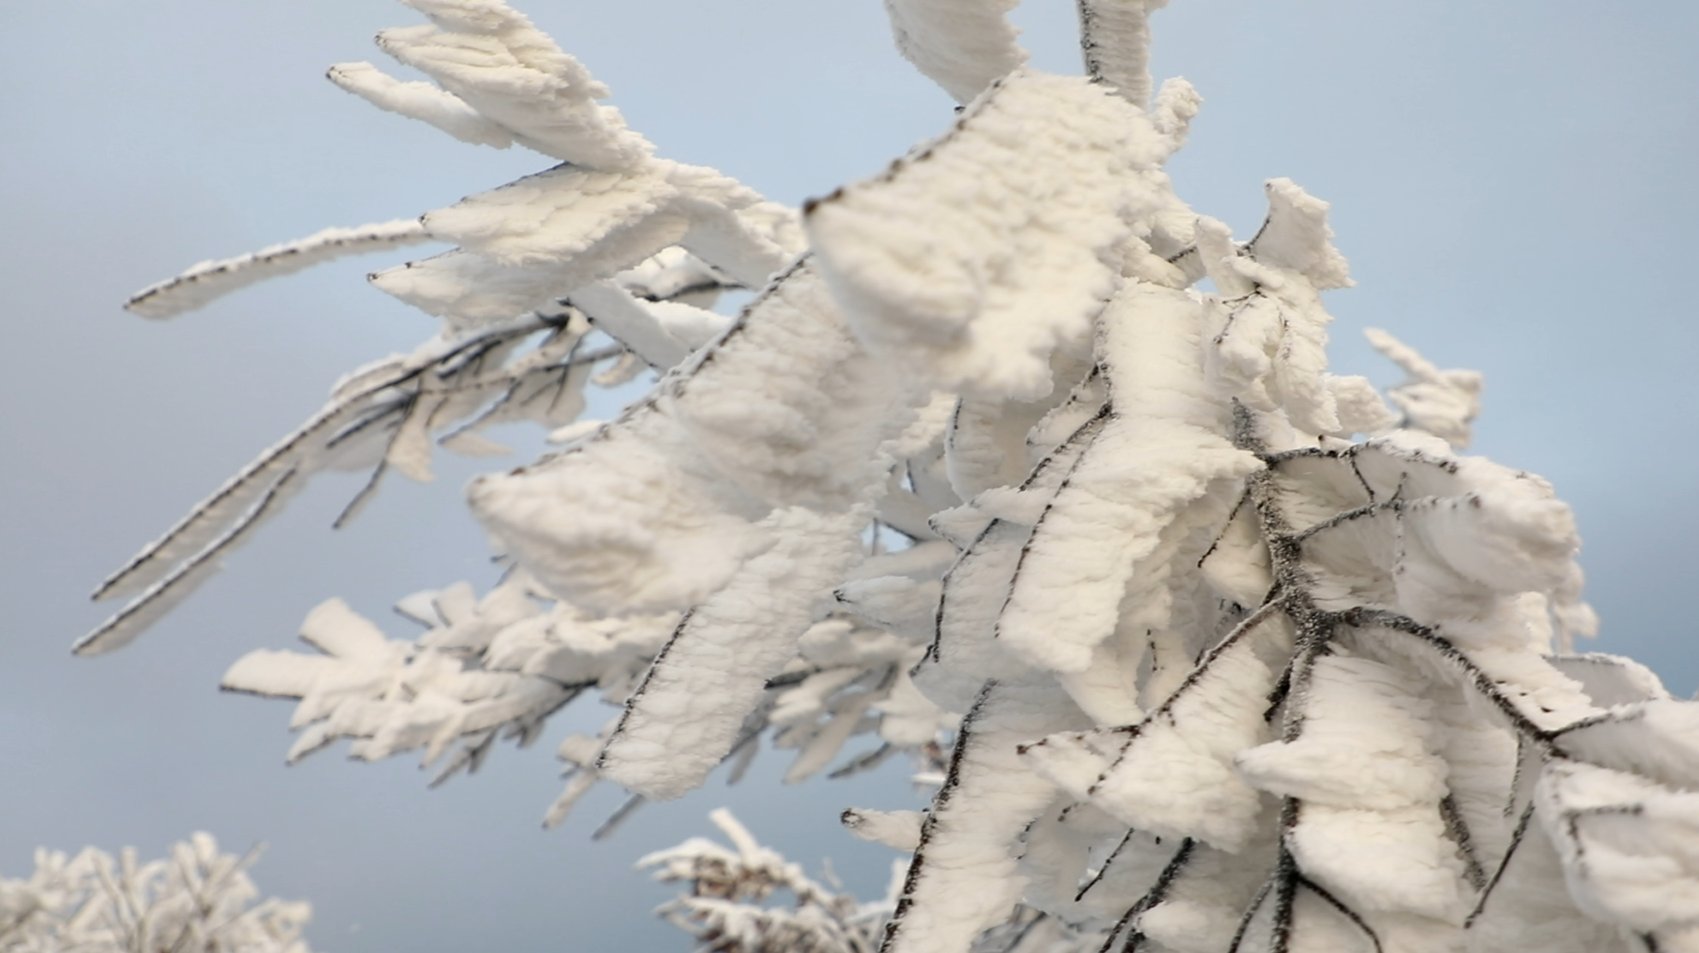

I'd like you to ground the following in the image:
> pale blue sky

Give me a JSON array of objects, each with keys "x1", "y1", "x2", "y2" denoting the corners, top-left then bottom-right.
[{"x1": 4, "y1": 2, "x2": 1696, "y2": 951}]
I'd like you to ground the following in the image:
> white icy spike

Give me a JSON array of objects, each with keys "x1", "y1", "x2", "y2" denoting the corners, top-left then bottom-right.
[
  {"x1": 1247, "y1": 177, "x2": 1352, "y2": 290},
  {"x1": 882, "y1": 0, "x2": 1026, "y2": 103},
  {"x1": 327, "y1": 61, "x2": 513, "y2": 147},
  {"x1": 467, "y1": 405, "x2": 771, "y2": 614},
  {"x1": 1198, "y1": 179, "x2": 1351, "y2": 435},
  {"x1": 1365, "y1": 326, "x2": 1484, "y2": 448},
  {"x1": 378, "y1": 161, "x2": 796, "y2": 331},
  {"x1": 375, "y1": 0, "x2": 652, "y2": 168},
  {"x1": 842, "y1": 808, "x2": 925, "y2": 852},
  {"x1": 217, "y1": 575, "x2": 639, "y2": 781},
  {"x1": 125, "y1": 220, "x2": 431, "y2": 319},
  {"x1": 569, "y1": 282, "x2": 694, "y2": 368},
  {"x1": 421, "y1": 162, "x2": 680, "y2": 268}
]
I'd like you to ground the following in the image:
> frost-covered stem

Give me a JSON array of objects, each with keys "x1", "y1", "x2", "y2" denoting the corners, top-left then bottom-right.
[
  {"x1": 1465, "y1": 803, "x2": 1536, "y2": 927},
  {"x1": 828, "y1": 742, "x2": 895, "y2": 780},
  {"x1": 1098, "y1": 839, "x2": 1194, "y2": 953},
  {"x1": 880, "y1": 683, "x2": 995, "y2": 950},
  {"x1": 1233, "y1": 397, "x2": 1595, "y2": 944},
  {"x1": 596, "y1": 609, "x2": 694, "y2": 769},
  {"x1": 1289, "y1": 495, "x2": 1413, "y2": 544},
  {"x1": 1225, "y1": 878, "x2": 1274, "y2": 952},
  {"x1": 1252, "y1": 449, "x2": 1564, "y2": 758},
  {"x1": 1438, "y1": 793, "x2": 1489, "y2": 890},
  {"x1": 1127, "y1": 843, "x2": 1196, "y2": 953},
  {"x1": 1343, "y1": 607, "x2": 1559, "y2": 752},
  {"x1": 1232, "y1": 403, "x2": 1335, "y2": 743},
  {"x1": 1073, "y1": 829, "x2": 1136, "y2": 903},
  {"x1": 591, "y1": 794, "x2": 644, "y2": 841},
  {"x1": 993, "y1": 910, "x2": 1049, "y2": 953},
  {"x1": 995, "y1": 409, "x2": 1113, "y2": 636},
  {"x1": 82, "y1": 307, "x2": 592, "y2": 653},
  {"x1": 1233, "y1": 403, "x2": 1382, "y2": 953},
  {"x1": 162, "y1": 852, "x2": 220, "y2": 953},
  {"x1": 1075, "y1": 598, "x2": 1285, "y2": 794},
  {"x1": 928, "y1": 406, "x2": 1111, "y2": 669},
  {"x1": 435, "y1": 340, "x2": 621, "y2": 439},
  {"x1": 1297, "y1": 875, "x2": 1383, "y2": 953},
  {"x1": 1268, "y1": 844, "x2": 1299, "y2": 953}
]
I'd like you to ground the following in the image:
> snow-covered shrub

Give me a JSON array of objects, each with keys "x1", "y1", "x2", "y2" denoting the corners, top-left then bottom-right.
[
  {"x1": 84, "y1": 1, "x2": 1699, "y2": 951},
  {"x1": 640, "y1": 809, "x2": 893, "y2": 953},
  {"x1": 0, "y1": 834, "x2": 311, "y2": 953}
]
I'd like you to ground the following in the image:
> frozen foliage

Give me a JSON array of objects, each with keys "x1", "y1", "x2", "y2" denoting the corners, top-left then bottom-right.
[
  {"x1": 640, "y1": 809, "x2": 894, "y2": 953},
  {"x1": 87, "y1": 1, "x2": 1699, "y2": 952},
  {"x1": 645, "y1": 810, "x2": 1068, "y2": 953},
  {"x1": 0, "y1": 834, "x2": 312, "y2": 953}
]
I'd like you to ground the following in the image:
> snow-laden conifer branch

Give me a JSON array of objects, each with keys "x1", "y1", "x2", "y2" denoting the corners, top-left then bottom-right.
[
  {"x1": 91, "y1": 0, "x2": 801, "y2": 650},
  {"x1": 85, "y1": 2, "x2": 1699, "y2": 951},
  {"x1": 211, "y1": 556, "x2": 950, "y2": 821}
]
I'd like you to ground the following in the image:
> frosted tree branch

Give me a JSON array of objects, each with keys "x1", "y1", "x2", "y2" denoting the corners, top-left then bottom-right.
[{"x1": 76, "y1": 2, "x2": 1699, "y2": 952}]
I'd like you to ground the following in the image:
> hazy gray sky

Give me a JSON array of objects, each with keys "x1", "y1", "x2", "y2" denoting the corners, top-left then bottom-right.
[{"x1": 5, "y1": 2, "x2": 1697, "y2": 951}]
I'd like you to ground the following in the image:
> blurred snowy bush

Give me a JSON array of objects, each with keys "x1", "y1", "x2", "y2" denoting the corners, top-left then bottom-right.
[{"x1": 0, "y1": 834, "x2": 311, "y2": 953}]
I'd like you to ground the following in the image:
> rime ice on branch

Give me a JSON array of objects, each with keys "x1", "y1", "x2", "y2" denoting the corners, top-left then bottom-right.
[{"x1": 88, "y1": 1, "x2": 1698, "y2": 951}]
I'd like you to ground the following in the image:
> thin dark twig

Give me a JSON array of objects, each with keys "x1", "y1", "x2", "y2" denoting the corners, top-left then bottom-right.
[
  {"x1": 1298, "y1": 875, "x2": 1383, "y2": 953},
  {"x1": 1438, "y1": 793, "x2": 1489, "y2": 890},
  {"x1": 1465, "y1": 802, "x2": 1536, "y2": 928}
]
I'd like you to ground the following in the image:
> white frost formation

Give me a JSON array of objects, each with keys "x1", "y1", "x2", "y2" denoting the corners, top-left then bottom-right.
[
  {"x1": 87, "y1": 1, "x2": 1697, "y2": 952},
  {"x1": 0, "y1": 835, "x2": 312, "y2": 953}
]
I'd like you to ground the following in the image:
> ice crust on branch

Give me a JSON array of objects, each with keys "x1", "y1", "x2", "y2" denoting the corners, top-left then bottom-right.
[
  {"x1": 1077, "y1": 0, "x2": 1170, "y2": 106},
  {"x1": 807, "y1": 69, "x2": 1168, "y2": 401},
  {"x1": 991, "y1": 283, "x2": 1259, "y2": 679},
  {"x1": 596, "y1": 507, "x2": 868, "y2": 800},
  {"x1": 126, "y1": 220, "x2": 431, "y2": 320},
  {"x1": 87, "y1": 2, "x2": 1699, "y2": 952}
]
